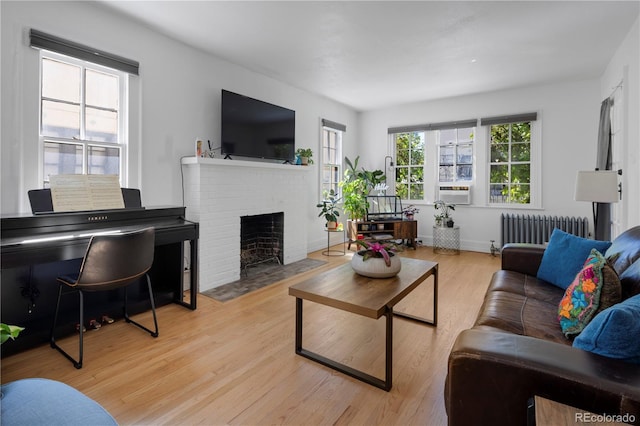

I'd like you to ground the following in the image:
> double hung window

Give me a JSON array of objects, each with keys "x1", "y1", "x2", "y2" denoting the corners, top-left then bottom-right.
[
  {"x1": 437, "y1": 124, "x2": 475, "y2": 183},
  {"x1": 394, "y1": 132, "x2": 425, "y2": 200},
  {"x1": 321, "y1": 120, "x2": 345, "y2": 198}
]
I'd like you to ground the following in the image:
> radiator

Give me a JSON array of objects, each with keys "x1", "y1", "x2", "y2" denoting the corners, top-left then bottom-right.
[{"x1": 500, "y1": 214, "x2": 589, "y2": 247}]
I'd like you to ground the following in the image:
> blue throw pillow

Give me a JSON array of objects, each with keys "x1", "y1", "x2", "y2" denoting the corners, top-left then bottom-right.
[
  {"x1": 537, "y1": 228, "x2": 612, "y2": 290},
  {"x1": 573, "y1": 294, "x2": 640, "y2": 364}
]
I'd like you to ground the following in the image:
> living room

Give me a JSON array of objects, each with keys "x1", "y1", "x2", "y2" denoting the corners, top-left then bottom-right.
[{"x1": 1, "y1": 1, "x2": 639, "y2": 425}]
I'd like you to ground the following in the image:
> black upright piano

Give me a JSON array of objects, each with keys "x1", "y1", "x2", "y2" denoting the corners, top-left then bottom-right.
[{"x1": 1, "y1": 204, "x2": 198, "y2": 356}]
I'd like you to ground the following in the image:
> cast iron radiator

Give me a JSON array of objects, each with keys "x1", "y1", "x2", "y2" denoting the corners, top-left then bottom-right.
[{"x1": 500, "y1": 213, "x2": 589, "y2": 247}]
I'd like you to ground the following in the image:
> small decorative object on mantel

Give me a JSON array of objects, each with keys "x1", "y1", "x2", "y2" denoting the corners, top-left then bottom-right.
[
  {"x1": 402, "y1": 204, "x2": 419, "y2": 221},
  {"x1": 351, "y1": 240, "x2": 402, "y2": 278},
  {"x1": 317, "y1": 189, "x2": 340, "y2": 230},
  {"x1": 434, "y1": 200, "x2": 455, "y2": 227},
  {"x1": 295, "y1": 148, "x2": 314, "y2": 165}
]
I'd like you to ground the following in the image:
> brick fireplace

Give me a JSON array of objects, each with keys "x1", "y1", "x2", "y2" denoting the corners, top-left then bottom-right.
[
  {"x1": 241, "y1": 212, "x2": 284, "y2": 274},
  {"x1": 181, "y1": 157, "x2": 310, "y2": 291}
]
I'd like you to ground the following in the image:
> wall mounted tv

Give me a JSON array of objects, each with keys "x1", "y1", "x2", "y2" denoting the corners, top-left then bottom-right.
[{"x1": 221, "y1": 90, "x2": 295, "y2": 162}]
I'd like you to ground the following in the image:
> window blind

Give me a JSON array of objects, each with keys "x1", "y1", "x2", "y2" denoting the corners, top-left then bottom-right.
[
  {"x1": 322, "y1": 119, "x2": 346, "y2": 132},
  {"x1": 388, "y1": 119, "x2": 477, "y2": 134},
  {"x1": 480, "y1": 112, "x2": 537, "y2": 126},
  {"x1": 30, "y1": 29, "x2": 139, "y2": 75}
]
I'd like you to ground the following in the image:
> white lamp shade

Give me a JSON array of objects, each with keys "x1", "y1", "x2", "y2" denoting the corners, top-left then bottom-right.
[{"x1": 574, "y1": 170, "x2": 619, "y2": 203}]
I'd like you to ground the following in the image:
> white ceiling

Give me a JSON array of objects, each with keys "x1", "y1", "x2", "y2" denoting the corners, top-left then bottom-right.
[{"x1": 99, "y1": 1, "x2": 639, "y2": 111}]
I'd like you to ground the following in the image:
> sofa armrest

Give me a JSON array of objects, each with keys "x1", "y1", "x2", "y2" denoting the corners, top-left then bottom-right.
[
  {"x1": 445, "y1": 329, "x2": 640, "y2": 426},
  {"x1": 501, "y1": 243, "x2": 546, "y2": 276}
]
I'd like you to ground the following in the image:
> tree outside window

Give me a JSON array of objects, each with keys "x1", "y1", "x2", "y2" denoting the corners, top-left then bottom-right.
[
  {"x1": 489, "y1": 122, "x2": 531, "y2": 204},
  {"x1": 394, "y1": 132, "x2": 424, "y2": 200},
  {"x1": 321, "y1": 126, "x2": 342, "y2": 198}
]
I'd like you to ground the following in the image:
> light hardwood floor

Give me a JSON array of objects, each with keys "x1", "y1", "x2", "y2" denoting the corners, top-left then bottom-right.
[{"x1": 1, "y1": 245, "x2": 500, "y2": 425}]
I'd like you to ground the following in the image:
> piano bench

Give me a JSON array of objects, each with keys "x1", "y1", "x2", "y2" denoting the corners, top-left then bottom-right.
[{"x1": 0, "y1": 378, "x2": 117, "y2": 425}]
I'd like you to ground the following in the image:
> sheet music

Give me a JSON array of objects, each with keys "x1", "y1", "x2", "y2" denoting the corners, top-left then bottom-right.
[{"x1": 50, "y1": 175, "x2": 125, "y2": 212}]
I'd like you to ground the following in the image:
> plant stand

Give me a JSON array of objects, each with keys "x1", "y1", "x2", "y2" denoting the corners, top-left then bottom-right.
[
  {"x1": 323, "y1": 228, "x2": 345, "y2": 256},
  {"x1": 433, "y1": 225, "x2": 460, "y2": 255}
]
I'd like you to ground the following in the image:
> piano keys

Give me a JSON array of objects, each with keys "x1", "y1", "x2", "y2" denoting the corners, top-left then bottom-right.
[{"x1": 1, "y1": 206, "x2": 198, "y2": 356}]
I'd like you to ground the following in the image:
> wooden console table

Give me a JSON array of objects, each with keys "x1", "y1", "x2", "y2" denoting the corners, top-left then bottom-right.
[{"x1": 347, "y1": 219, "x2": 417, "y2": 249}]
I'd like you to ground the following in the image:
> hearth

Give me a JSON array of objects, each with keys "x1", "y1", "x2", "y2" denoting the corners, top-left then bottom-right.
[{"x1": 240, "y1": 212, "x2": 284, "y2": 274}]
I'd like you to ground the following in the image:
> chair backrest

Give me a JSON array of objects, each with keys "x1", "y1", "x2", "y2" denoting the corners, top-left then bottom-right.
[
  {"x1": 28, "y1": 188, "x2": 143, "y2": 214},
  {"x1": 76, "y1": 227, "x2": 155, "y2": 291}
]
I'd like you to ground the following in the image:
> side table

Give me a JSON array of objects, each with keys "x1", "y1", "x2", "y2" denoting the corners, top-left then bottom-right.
[
  {"x1": 323, "y1": 228, "x2": 345, "y2": 256},
  {"x1": 433, "y1": 226, "x2": 460, "y2": 255}
]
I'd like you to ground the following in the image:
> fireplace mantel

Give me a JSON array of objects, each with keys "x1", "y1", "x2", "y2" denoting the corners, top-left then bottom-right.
[{"x1": 181, "y1": 156, "x2": 312, "y2": 291}]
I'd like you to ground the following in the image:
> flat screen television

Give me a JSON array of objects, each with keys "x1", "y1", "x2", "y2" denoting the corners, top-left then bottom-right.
[{"x1": 221, "y1": 90, "x2": 295, "y2": 162}]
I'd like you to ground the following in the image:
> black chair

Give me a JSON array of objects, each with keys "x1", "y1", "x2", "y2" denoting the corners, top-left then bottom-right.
[{"x1": 50, "y1": 227, "x2": 158, "y2": 369}]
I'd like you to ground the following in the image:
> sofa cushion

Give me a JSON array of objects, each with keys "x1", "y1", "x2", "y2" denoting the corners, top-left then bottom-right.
[
  {"x1": 605, "y1": 226, "x2": 640, "y2": 276},
  {"x1": 558, "y1": 249, "x2": 621, "y2": 338},
  {"x1": 537, "y1": 228, "x2": 612, "y2": 290},
  {"x1": 573, "y1": 294, "x2": 640, "y2": 364},
  {"x1": 620, "y1": 259, "x2": 640, "y2": 299}
]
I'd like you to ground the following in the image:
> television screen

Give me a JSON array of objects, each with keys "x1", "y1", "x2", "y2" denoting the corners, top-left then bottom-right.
[{"x1": 221, "y1": 90, "x2": 295, "y2": 162}]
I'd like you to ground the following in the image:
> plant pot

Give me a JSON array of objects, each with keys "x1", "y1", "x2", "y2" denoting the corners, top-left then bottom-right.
[
  {"x1": 351, "y1": 251, "x2": 401, "y2": 278},
  {"x1": 327, "y1": 221, "x2": 338, "y2": 230},
  {"x1": 446, "y1": 219, "x2": 454, "y2": 228},
  {"x1": 300, "y1": 156, "x2": 309, "y2": 165},
  {"x1": 405, "y1": 214, "x2": 414, "y2": 221}
]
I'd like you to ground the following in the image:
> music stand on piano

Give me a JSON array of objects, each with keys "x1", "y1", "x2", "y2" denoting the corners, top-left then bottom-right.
[{"x1": 28, "y1": 188, "x2": 143, "y2": 214}]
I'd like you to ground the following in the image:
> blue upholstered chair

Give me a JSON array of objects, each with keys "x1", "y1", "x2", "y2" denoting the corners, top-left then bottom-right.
[{"x1": 0, "y1": 378, "x2": 117, "y2": 425}]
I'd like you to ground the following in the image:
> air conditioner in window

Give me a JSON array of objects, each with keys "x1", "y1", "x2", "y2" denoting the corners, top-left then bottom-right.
[{"x1": 437, "y1": 185, "x2": 471, "y2": 205}]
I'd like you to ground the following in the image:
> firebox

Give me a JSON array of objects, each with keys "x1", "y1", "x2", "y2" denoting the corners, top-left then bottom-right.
[{"x1": 240, "y1": 212, "x2": 284, "y2": 274}]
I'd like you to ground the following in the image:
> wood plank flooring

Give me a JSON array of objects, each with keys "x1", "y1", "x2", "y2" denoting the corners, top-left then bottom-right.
[{"x1": 1, "y1": 245, "x2": 500, "y2": 426}]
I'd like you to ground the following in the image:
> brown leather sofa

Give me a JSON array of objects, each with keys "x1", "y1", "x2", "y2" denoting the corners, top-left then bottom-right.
[{"x1": 445, "y1": 226, "x2": 640, "y2": 425}]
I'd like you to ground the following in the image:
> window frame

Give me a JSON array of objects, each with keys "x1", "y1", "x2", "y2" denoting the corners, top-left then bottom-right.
[
  {"x1": 392, "y1": 131, "x2": 426, "y2": 201},
  {"x1": 436, "y1": 126, "x2": 476, "y2": 184},
  {"x1": 320, "y1": 124, "x2": 343, "y2": 200},
  {"x1": 38, "y1": 50, "x2": 128, "y2": 187},
  {"x1": 486, "y1": 119, "x2": 541, "y2": 208}
]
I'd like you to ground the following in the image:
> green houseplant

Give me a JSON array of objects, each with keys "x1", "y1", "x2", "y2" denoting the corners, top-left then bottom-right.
[
  {"x1": 339, "y1": 156, "x2": 385, "y2": 221},
  {"x1": 317, "y1": 189, "x2": 340, "y2": 229},
  {"x1": 434, "y1": 200, "x2": 456, "y2": 227},
  {"x1": 1, "y1": 323, "x2": 24, "y2": 344},
  {"x1": 295, "y1": 148, "x2": 313, "y2": 165}
]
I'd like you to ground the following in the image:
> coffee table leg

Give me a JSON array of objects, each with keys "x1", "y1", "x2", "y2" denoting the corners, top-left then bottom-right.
[
  {"x1": 393, "y1": 267, "x2": 438, "y2": 326},
  {"x1": 294, "y1": 297, "x2": 393, "y2": 391}
]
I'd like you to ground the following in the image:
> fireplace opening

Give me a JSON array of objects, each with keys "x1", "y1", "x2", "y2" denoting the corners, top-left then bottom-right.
[{"x1": 240, "y1": 212, "x2": 284, "y2": 275}]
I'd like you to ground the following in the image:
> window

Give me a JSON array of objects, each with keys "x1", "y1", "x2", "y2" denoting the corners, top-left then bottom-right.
[
  {"x1": 394, "y1": 132, "x2": 425, "y2": 200},
  {"x1": 321, "y1": 120, "x2": 345, "y2": 198},
  {"x1": 488, "y1": 121, "x2": 532, "y2": 204},
  {"x1": 437, "y1": 126, "x2": 475, "y2": 183},
  {"x1": 40, "y1": 52, "x2": 126, "y2": 186}
]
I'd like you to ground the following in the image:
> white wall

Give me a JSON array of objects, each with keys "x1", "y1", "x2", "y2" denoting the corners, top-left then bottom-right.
[
  {"x1": 1, "y1": 1, "x2": 358, "y2": 252},
  {"x1": 601, "y1": 17, "x2": 640, "y2": 231},
  {"x1": 358, "y1": 79, "x2": 602, "y2": 252}
]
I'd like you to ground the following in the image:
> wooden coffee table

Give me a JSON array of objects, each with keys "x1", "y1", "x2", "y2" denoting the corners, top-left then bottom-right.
[{"x1": 288, "y1": 258, "x2": 438, "y2": 391}]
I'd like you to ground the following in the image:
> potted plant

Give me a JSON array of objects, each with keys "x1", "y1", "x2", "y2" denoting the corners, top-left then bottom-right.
[
  {"x1": 402, "y1": 205, "x2": 419, "y2": 220},
  {"x1": 434, "y1": 200, "x2": 455, "y2": 227},
  {"x1": 317, "y1": 189, "x2": 340, "y2": 230},
  {"x1": 351, "y1": 240, "x2": 403, "y2": 278},
  {"x1": 295, "y1": 148, "x2": 313, "y2": 165}
]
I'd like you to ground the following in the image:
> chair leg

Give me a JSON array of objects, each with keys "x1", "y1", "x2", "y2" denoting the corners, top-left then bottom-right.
[
  {"x1": 50, "y1": 285, "x2": 83, "y2": 369},
  {"x1": 123, "y1": 274, "x2": 159, "y2": 338}
]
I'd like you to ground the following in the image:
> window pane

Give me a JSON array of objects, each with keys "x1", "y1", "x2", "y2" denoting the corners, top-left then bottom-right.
[
  {"x1": 511, "y1": 142, "x2": 530, "y2": 162},
  {"x1": 457, "y1": 165, "x2": 473, "y2": 181},
  {"x1": 396, "y1": 183, "x2": 408, "y2": 200},
  {"x1": 42, "y1": 100, "x2": 80, "y2": 138},
  {"x1": 439, "y1": 146, "x2": 454, "y2": 165},
  {"x1": 490, "y1": 164, "x2": 509, "y2": 183},
  {"x1": 439, "y1": 165, "x2": 454, "y2": 182},
  {"x1": 86, "y1": 107, "x2": 117, "y2": 142},
  {"x1": 490, "y1": 124, "x2": 510, "y2": 143},
  {"x1": 510, "y1": 184, "x2": 530, "y2": 204},
  {"x1": 457, "y1": 127, "x2": 474, "y2": 143},
  {"x1": 396, "y1": 149, "x2": 410, "y2": 166},
  {"x1": 88, "y1": 145, "x2": 120, "y2": 175},
  {"x1": 42, "y1": 58, "x2": 80, "y2": 103},
  {"x1": 511, "y1": 164, "x2": 530, "y2": 183},
  {"x1": 409, "y1": 184, "x2": 423, "y2": 199},
  {"x1": 85, "y1": 69, "x2": 118, "y2": 109},
  {"x1": 44, "y1": 142, "x2": 83, "y2": 178},
  {"x1": 457, "y1": 144, "x2": 473, "y2": 164},
  {"x1": 409, "y1": 166, "x2": 423, "y2": 182},
  {"x1": 440, "y1": 129, "x2": 455, "y2": 144},
  {"x1": 490, "y1": 143, "x2": 509, "y2": 162},
  {"x1": 490, "y1": 184, "x2": 508, "y2": 203},
  {"x1": 512, "y1": 122, "x2": 531, "y2": 142}
]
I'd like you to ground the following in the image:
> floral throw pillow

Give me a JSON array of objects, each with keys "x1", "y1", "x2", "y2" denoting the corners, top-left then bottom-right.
[{"x1": 558, "y1": 249, "x2": 613, "y2": 338}]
